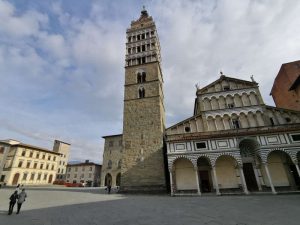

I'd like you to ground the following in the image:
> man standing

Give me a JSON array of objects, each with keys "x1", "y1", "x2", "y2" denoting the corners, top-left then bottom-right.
[
  {"x1": 17, "y1": 189, "x2": 27, "y2": 214},
  {"x1": 8, "y1": 191, "x2": 18, "y2": 215}
]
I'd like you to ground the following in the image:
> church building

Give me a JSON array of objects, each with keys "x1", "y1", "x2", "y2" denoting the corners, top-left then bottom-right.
[{"x1": 101, "y1": 8, "x2": 300, "y2": 195}]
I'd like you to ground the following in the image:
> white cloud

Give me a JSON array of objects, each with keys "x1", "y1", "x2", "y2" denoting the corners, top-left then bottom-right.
[{"x1": 1, "y1": 0, "x2": 300, "y2": 163}]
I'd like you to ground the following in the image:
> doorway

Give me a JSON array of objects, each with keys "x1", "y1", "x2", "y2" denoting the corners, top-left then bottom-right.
[
  {"x1": 199, "y1": 170, "x2": 211, "y2": 192},
  {"x1": 243, "y1": 163, "x2": 258, "y2": 191}
]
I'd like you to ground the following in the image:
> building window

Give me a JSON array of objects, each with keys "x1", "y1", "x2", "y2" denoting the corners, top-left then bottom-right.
[
  {"x1": 58, "y1": 168, "x2": 60, "y2": 173},
  {"x1": 22, "y1": 173, "x2": 28, "y2": 181},
  {"x1": 33, "y1": 162, "x2": 37, "y2": 169},
  {"x1": 108, "y1": 160, "x2": 112, "y2": 169},
  {"x1": 48, "y1": 155, "x2": 51, "y2": 160},
  {"x1": 89, "y1": 166, "x2": 92, "y2": 171},
  {"x1": 184, "y1": 126, "x2": 191, "y2": 133},
  {"x1": 81, "y1": 174, "x2": 84, "y2": 178},
  {"x1": 223, "y1": 86, "x2": 230, "y2": 91},
  {"x1": 137, "y1": 73, "x2": 142, "y2": 83},
  {"x1": 227, "y1": 103, "x2": 234, "y2": 108},
  {"x1": 26, "y1": 162, "x2": 31, "y2": 168},
  {"x1": 53, "y1": 156, "x2": 56, "y2": 161},
  {"x1": 138, "y1": 87, "x2": 145, "y2": 98},
  {"x1": 37, "y1": 174, "x2": 41, "y2": 180},
  {"x1": 51, "y1": 165, "x2": 54, "y2": 170},
  {"x1": 18, "y1": 161, "x2": 23, "y2": 168},
  {"x1": 67, "y1": 174, "x2": 70, "y2": 178},
  {"x1": 142, "y1": 72, "x2": 146, "y2": 82},
  {"x1": 75, "y1": 167, "x2": 78, "y2": 172},
  {"x1": 74, "y1": 174, "x2": 77, "y2": 178},
  {"x1": 61, "y1": 169, "x2": 64, "y2": 174},
  {"x1": 30, "y1": 173, "x2": 35, "y2": 180},
  {"x1": 40, "y1": 164, "x2": 43, "y2": 169},
  {"x1": 46, "y1": 164, "x2": 49, "y2": 170},
  {"x1": 291, "y1": 134, "x2": 300, "y2": 142},
  {"x1": 29, "y1": 152, "x2": 33, "y2": 157},
  {"x1": 1, "y1": 175, "x2": 5, "y2": 182},
  {"x1": 82, "y1": 167, "x2": 85, "y2": 171},
  {"x1": 118, "y1": 160, "x2": 122, "y2": 169},
  {"x1": 42, "y1": 154, "x2": 45, "y2": 159},
  {"x1": 44, "y1": 174, "x2": 47, "y2": 180},
  {"x1": 196, "y1": 142, "x2": 207, "y2": 149},
  {"x1": 21, "y1": 150, "x2": 26, "y2": 157},
  {"x1": 286, "y1": 117, "x2": 291, "y2": 123},
  {"x1": 68, "y1": 167, "x2": 71, "y2": 172},
  {"x1": 270, "y1": 118, "x2": 275, "y2": 126},
  {"x1": 232, "y1": 119, "x2": 240, "y2": 129}
]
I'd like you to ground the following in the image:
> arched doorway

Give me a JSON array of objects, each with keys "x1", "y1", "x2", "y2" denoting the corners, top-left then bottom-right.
[
  {"x1": 239, "y1": 138, "x2": 260, "y2": 191},
  {"x1": 267, "y1": 151, "x2": 299, "y2": 189},
  {"x1": 116, "y1": 173, "x2": 121, "y2": 186},
  {"x1": 12, "y1": 173, "x2": 20, "y2": 185},
  {"x1": 105, "y1": 173, "x2": 112, "y2": 186},
  {"x1": 48, "y1": 174, "x2": 53, "y2": 184},
  {"x1": 215, "y1": 155, "x2": 239, "y2": 190},
  {"x1": 174, "y1": 158, "x2": 197, "y2": 191},
  {"x1": 197, "y1": 157, "x2": 213, "y2": 192}
]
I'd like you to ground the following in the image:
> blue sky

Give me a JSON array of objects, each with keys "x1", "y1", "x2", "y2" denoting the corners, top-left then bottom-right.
[{"x1": 1, "y1": 0, "x2": 300, "y2": 163}]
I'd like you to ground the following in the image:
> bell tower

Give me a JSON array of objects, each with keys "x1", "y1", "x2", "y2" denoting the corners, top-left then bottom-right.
[{"x1": 121, "y1": 8, "x2": 167, "y2": 192}]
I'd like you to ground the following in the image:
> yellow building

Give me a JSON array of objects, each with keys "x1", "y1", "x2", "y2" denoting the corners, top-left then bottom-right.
[{"x1": 0, "y1": 139, "x2": 70, "y2": 186}]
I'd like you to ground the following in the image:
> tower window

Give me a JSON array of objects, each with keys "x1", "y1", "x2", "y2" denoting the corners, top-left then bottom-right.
[
  {"x1": 285, "y1": 117, "x2": 291, "y2": 123},
  {"x1": 142, "y1": 57, "x2": 146, "y2": 63},
  {"x1": 227, "y1": 103, "x2": 234, "y2": 108},
  {"x1": 128, "y1": 37, "x2": 131, "y2": 42},
  {"x1": 142, "y1": 45, "x2": 145, "y2": 51},
  {"x1": 141, "y1": 33, "x2": 145, "y2": 39},
  {"x1": 142, "y1": 72, "x2": 146, "y2": 82},
  {"x1": 137, "y1": 46, "x2": 141, "y2": 52},
  {"x1": 137, "y1": 73, "x2": 142, "y2": 83},
  {"x1": 137, "y1": 35, "x2": 140, "y2": 40},
  {"x1": 151, "y1": 31, "x2": 154, "y2": 36},
  {"x1": 139, "y1": 88, "x2": 145, "y2": 98},
  {"x1": 137, "y1": 58, "x2": 141, "y2": 65}
]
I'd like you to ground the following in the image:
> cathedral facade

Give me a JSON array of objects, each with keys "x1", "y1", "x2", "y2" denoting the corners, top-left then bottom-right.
[{"x1": 101, "y1": 9, "x2": 300, "y2": 195}]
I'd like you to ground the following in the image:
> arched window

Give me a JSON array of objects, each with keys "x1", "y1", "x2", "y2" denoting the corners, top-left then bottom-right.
[
  {"x1": 142, "y1": 72, "x2": 146, "y2": 82},
  {"x1": 137, "y1": 73, "x2": 142, "y2": 83},
  {"x1": 107, "y1": 160, "x2": 112, "y2": 169},
  {"x1": 118, "y1": 160, "x2": 122, "y2": 169},
  {"x1": 139, "y1": 87, "x2": 145, "y2": 98}
]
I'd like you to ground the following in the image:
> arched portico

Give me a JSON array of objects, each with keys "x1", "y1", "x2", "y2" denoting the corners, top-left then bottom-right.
[
  {"x1": 265, "y1": 150, "x2": 300, "y2": 190},
  {"x1": 116, "y1": 173, "x2": 121, "y2": 186},
  {"x1": 215, "y1": 155, "x2": 240, "y2": 192},
  {"x1": 171, "y1": 158, "x2": 198, "y2": 193}
]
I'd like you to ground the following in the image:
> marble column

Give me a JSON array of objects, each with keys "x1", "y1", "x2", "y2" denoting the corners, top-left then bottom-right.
[
  {"x1": 169, "y1": 170, "x2": 174, "y2": 196},
  {"x1": 239, "y1": 166, "x2": 249, "y2": 194},
  {"x1": 264, "y1": 163, "x2": 277, "y2": 194},
  {"x1": 195, "y1": 168, "x2": 201, "y2": 195},
  {"x1": 252, "y1": 164, "x2": 262, "y2": 191},
  {"x1": 212, "y1": 166, "x2": 220, "y2": 195}
]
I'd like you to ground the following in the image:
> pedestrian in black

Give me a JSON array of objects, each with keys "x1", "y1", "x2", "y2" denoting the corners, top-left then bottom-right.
[
  {"x1": 17, "y1": 189, "x2": 27, "y2": 214},
  {"x1": 8, "y1": 191, "x2": 18, "y2": 215},
  {"x1": 107, "y1": 184, "x2": 111, "y2": 194}
]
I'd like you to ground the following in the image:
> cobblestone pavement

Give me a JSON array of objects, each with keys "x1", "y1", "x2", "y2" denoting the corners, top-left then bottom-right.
[{"x1": 0, "y1": 187, "x2": 299, "y2": 225}]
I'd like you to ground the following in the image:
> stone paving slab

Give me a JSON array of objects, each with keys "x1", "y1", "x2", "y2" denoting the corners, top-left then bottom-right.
[{"x1": 0, "y1": 187, "x2": 299, "y2": 225}]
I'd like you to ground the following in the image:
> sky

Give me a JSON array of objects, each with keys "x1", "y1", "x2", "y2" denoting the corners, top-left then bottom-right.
[{"x1": 0, "y1": 0, "x2": 300, "y2": 164}]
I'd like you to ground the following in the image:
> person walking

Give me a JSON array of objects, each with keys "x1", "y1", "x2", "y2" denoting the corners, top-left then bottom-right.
[
  {"x1": 8, "y1": 191, "x2": 18, "y2": 215},
  {"x1": 107, "y1": 184, "x2": 111, "y2": 194},
  {"x1": 16, "y1": 189, "x2": 27, "y2": 214}
]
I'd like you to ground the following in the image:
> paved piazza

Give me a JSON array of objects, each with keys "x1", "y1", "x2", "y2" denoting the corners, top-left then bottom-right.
[{"x1": 0, "y1": 187, "x2": 299, "y2": 225}]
